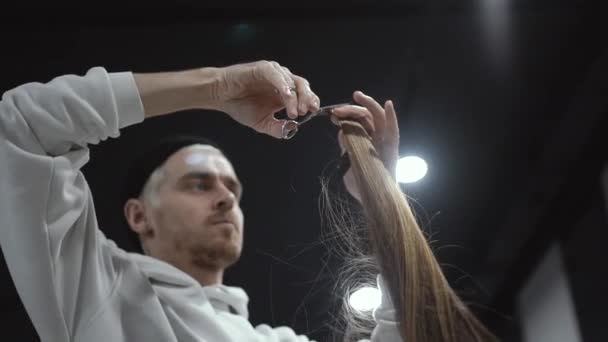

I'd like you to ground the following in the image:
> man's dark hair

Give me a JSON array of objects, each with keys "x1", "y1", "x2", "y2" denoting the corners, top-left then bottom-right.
[{"x1": 121, "y1": 135, "x2": 226, "y2": 253}]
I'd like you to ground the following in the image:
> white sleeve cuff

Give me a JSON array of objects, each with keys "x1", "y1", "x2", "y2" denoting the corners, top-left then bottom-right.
[{"x1": 109, "y1": 71, "x2": 145, "y2": 129}]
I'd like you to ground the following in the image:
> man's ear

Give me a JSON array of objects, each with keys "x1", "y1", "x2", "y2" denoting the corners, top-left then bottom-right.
[{"x1": 124, "y1": 198, "x2": 153, "y2": 237}]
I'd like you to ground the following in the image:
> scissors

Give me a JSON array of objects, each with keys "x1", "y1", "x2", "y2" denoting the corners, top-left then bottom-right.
[{"x1": 281, "y1": 103, "x2": 351, "y2": 139}]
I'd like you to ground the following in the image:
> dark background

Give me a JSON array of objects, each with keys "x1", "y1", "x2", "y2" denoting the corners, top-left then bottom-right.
[{"x1": 1, "y1": 1, "x2": 607, "y2": 341}]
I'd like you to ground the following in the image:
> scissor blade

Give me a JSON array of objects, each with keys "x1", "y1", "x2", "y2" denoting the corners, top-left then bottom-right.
[
  {"x1": 297, "y1": 103, "x2": 351, "y2": 126},
  {"x1": 316, "y1": 103, "x2": 351, "y2": 116}
]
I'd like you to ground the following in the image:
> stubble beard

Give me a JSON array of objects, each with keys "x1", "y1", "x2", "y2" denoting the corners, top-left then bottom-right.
[{"x1": 188, "y1": 229, "x2": 241, "y2": 270}]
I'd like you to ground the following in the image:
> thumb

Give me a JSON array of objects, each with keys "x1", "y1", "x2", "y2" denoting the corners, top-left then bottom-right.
[
  {"x1": 257, "y1": 116, "x2": 298, "y2": 139},
  {"x1": 337, "y1": 129, "x2": 347, "y2": 154}
]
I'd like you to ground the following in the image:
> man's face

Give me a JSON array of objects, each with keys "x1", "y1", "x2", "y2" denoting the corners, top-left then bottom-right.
[{"x1": 145, "y1": 144, "x2": 244, "y2": 270}]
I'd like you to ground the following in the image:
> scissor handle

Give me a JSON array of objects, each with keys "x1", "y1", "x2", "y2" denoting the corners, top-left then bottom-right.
[{"x1": 281, "y1": 120, "x2": 299, "y2": 139}]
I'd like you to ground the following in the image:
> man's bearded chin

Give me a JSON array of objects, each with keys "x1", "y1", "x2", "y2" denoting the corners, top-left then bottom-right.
[{"x1": 189, "y1": 241, "x2": 241, "y2": 270}]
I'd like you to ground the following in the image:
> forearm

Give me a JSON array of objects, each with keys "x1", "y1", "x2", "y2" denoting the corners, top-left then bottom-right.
[{"x1": 133, "y1": 67, "x2": 223, "y2": 119}]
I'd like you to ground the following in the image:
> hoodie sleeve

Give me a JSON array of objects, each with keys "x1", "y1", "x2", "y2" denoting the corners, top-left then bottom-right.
[
  {"x1": 262, "y1": 274, "x2": 400, "y2": 342},
  {"x1": 355, "y1": 274, "x2": 402, "y2": 342},
  {"x1": 369, "y1": 274, "x2": 402, "y2": 341},
  {"x1": 0, "y1": 67, "x2": 145, "y2": 341}
]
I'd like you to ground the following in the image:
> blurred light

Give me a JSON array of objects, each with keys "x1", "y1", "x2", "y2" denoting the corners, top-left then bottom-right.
[
  {"x1": 234, "y1": 23, "x2": 252, "y2": 33},
  {"x1": 349, "y1": 286, "x2": 382, "y2": 312},
  {"x1": 396, "y1": 156, "x2": 428, "y2": 183},
  {"x1": 480, "y1": 0, "x2": 511, "y2": 69},
  {"x1": 230, "y1": 23, "x2": 256, "y2": 43}
]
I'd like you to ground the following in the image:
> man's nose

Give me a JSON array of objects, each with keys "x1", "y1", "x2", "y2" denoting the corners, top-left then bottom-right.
[{"x1": 214, "y1": 186, "x2": 236, "y2": 212}]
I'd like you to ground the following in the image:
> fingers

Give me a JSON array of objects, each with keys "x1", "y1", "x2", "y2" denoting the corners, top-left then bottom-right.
[
  {"x1": 384, "y1": 100, "x2": 400, "y2": 144},
  {"x1": 264, "y1": 62, "x2": 321, "y2": 120},
  {"x1": 291, "y1": 74, "x2": 321, "y2": 116},
  {"x1": 337, "y1": 130, "x2": 346, "y2": 154},
  {"x1": 256, "y1": 61, "x2": 291, "y2": 97},
  {"x1": 353, "y1": 91, "x2": 386, "y2": 143},
  {"x1": 331, "y1": 105, "x2": 375, "y2": 137},
  {"x1": 266, "y1": 62, "x2": 298, "y2": 119},
  {"x1": 256, "y1": 115, "x2": 294, "y2": 139},
  {"x1": 381, "y1": 100, "x2": 400, "y2": 178},
  {"x1": 281, "y1": 66, "x2": 320, "y2": 116},
  {"x1": 332, "y1": 93, "x2": 401, "y2": 184}
]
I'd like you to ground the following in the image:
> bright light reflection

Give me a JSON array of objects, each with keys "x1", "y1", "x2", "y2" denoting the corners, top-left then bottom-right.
[
  {"x1": 396, "y1": 156, "x2": 428, "y2": 183},
  {"x1": 349, "y1": 286, "x2": 382, "y2": 311}
]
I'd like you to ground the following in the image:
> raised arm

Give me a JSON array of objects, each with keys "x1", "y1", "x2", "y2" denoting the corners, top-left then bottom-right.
[
  {"x1": 0, "y1": 62, "x2": 320, "y2": 341},
  {"x1": 0, "y1": 67, "x2": 145, "y2": 341}
]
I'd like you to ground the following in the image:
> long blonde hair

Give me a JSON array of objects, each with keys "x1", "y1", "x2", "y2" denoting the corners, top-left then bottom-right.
[{"x1": 321, "y1": 120, "x2": 499, "y2": 342}]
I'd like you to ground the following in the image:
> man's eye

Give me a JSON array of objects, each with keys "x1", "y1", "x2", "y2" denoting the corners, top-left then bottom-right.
[{"x1": 192, "y1": 181, "x2": 209, "y2": 191}]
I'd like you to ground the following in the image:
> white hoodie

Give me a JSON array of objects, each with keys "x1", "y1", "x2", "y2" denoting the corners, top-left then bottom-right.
[{"x1": 0, "y1": 67, "x2": 401, "y2": 342}]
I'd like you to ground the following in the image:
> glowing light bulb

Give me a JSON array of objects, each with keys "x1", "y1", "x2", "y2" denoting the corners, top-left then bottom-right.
[
  {"x1": 396, "y1": 156, "x2": 428, "y2": 183},
  {"x1": 349, "y1": 286, "x2": 381, "y2": 311}
]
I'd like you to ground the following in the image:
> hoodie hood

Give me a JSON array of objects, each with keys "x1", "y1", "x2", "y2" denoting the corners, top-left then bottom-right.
[{"x1": 128, "y1": 252, "x2": 250, "y2": 318}]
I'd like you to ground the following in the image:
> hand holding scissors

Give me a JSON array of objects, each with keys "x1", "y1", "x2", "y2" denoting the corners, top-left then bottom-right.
[{"x1": 280, "y1": 103, "x2": 351, "y2": 139}]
